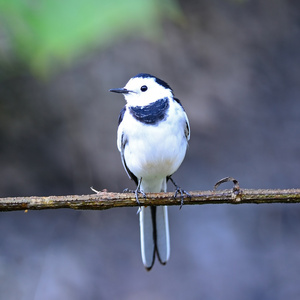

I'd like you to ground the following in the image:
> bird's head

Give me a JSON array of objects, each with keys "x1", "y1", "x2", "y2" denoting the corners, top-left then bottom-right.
[{"x1": 110, "y1": 73, "x2": 173, "y2": 106}]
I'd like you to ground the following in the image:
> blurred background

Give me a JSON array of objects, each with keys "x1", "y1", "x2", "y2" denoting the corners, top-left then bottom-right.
[{"x1": 0, "y1": 0, "x2": 300, "y2": 299}]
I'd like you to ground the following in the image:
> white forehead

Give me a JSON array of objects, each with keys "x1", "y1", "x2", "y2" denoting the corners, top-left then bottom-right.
[{"x1": 125, "y1": 76, "x2": 158, "y2": 90}]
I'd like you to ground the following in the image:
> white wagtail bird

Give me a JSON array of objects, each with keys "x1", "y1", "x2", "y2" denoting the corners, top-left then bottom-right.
[{"x1": 110, "y1": 73, "x2": 190, "y2": 270}]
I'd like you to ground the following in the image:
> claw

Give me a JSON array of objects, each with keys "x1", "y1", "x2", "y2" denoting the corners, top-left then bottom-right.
[
  {"x1": 123, "y1": 188, "x2": 134, "y2": 193},
  {"x1": 167, "y1": 176, "x2": 191, "y2": 209},
  {"x1": 176, "y1": 188, "x2": 191, "y2": 209}
]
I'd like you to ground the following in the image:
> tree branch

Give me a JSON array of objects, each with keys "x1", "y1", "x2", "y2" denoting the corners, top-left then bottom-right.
[{"x1": 1, "y1": 188, "x2": 300, "y2": 212}]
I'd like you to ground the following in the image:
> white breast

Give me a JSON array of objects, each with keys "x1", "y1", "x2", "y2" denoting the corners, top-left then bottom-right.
[{"x1": 118, "y1": 99, "x2": 188, "y2": 181}]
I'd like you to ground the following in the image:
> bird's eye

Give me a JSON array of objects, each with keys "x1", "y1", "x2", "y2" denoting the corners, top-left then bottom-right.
[{"x1": 140, "y1": 85, "x2": 148, "y2": 92}]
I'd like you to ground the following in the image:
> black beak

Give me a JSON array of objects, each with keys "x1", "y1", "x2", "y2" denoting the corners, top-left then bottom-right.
[{"x1": 109, "y1": 88, "x2": 130, "y2": 94}]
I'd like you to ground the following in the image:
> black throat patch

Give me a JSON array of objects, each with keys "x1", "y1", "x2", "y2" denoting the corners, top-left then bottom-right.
[{"x1": 129, "y1": 97, "x2": 169, "y2": 125}]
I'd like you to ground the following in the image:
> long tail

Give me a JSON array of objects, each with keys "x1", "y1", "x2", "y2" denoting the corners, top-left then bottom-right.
[{"x1": 139, "y1": 178, "x2": 170, "y2": 271}]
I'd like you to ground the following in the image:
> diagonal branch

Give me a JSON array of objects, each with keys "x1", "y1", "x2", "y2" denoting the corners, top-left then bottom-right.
[{"x1": 1, "y1": 188, "x2": 300, "y2": 212}]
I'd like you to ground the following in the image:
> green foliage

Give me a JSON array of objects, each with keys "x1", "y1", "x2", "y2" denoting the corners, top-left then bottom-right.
[{"x1": 0, "y1": 0, "x2": 181, "y2": 75}]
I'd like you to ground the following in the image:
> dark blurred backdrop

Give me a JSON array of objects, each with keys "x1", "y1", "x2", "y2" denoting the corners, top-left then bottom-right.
[{"x1": 1, "y1": 0, "x2": 300, "y2": 299}]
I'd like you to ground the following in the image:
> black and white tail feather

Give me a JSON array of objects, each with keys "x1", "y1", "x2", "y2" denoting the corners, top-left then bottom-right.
[
  {"x1": 110, "y1": 73, "x2": 190, "y2": 270},
  {"x1": 139, "y1": 178, "x2": 170, "y2": 270}
]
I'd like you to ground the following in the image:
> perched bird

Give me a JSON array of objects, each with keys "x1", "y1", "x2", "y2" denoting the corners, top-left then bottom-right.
[{"x1": 110, "y1": 73, "x2": 190, "y2": 270}]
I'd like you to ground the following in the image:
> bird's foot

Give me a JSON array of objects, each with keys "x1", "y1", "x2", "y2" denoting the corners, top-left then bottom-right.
[
  {"x1": 134, "y1": 188, "x2": 147, "y2": 214},
  {"x1": 123, "y1": 180, "x2": 146, "y2": 213},
  {"x1": 123, "y1": 188, "x2": 135, "y2": 193},
  {"x1": 167, "y1": 176, "x2": 191, "y2": 209}
]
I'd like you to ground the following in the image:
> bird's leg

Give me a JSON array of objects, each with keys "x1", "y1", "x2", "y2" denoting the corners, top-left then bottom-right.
[
  {"x1": 167, "y1": 176, "x2": 191, "y2": 209},
  {"x1": 135, "y1": 177, "x2": 146, "y2": 205},
  {"x1": 134, "y1": 178, "x2": 146, "y2": 214},
  {"x1": 123, "y1": 178, "x2": 146, "y2": 212}
]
